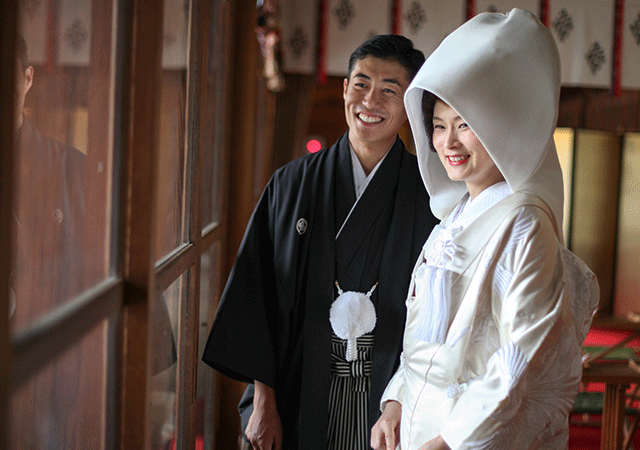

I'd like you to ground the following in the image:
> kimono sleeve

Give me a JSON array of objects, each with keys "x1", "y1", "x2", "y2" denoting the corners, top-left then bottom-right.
[
  {"x1": 201, "y1": 175, "x2": 280, "y2": 387},
  {"x1": 380, "y1": 353, "x2": 406, "y2": 411},
  {"x1": 440, "y1": 207, "x2": 584, "y2": 450}
]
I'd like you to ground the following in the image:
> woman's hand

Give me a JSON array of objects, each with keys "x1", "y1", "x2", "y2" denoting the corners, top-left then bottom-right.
[
  {"x1": 418, "y1": 435, "x2": 451, "y2": 450},
  {"x1": 371, "y1": 400, "x2": 402, "y2": 450}
]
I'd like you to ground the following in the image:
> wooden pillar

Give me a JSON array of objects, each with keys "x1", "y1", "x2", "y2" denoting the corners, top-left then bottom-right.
[
  {"x1": 116, "y1": 0, "x2": 164, "y2": 449},
  {"x1": 0, "y1": 2, "x2": 19, "y2": 449},
  {"x1": 601, "y1": 383, "x2": 628, "y2": 450},
  {"x1": 216, "y1": 0, "x2": 261, "y2": 448}
]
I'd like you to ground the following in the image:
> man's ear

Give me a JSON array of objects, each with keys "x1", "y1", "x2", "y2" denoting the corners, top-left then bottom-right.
[
  {"x1": 343, "y1": 77, "x2": 348, "y2": 97},
  {"x1": 24, "y1": 66, "x2": 34, "y2": 94}
]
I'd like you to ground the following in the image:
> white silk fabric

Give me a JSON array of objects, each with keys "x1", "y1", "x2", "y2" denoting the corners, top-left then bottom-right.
[{"x1": 382, "y1": 192, "x2": 597, "y2": 449}]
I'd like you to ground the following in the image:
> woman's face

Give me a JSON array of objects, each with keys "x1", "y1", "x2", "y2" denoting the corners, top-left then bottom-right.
[{"x1": 432, "y1": 99, "x2": 505, "y2": 199}]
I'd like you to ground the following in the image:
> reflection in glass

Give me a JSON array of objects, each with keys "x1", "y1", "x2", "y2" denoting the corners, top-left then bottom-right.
[
  {"x1": 201, "y1": 3, "x2": 227, "y2": 229},
  {"x1": 12, "y1": 1, "x2": 115, "y2": 333},
  {"x1": 149, "y1": 275, "x2": 181, "y2": 450},
  {"x1": 198, "y1": 243, "x2": 220, "y2": 446},
  {"x1": 156, "y1": 0, "x2": 190, "y2": 261},
  {"x1": 10, "y1": 321, "x2": 107, "y2": 449}
]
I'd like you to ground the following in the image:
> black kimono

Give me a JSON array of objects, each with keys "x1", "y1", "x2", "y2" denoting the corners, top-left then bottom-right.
[{"x1": 202, "y1": 132, "x2": 437, "y2": 449}]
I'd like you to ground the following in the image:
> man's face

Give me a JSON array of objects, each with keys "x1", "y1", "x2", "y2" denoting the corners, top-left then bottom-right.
[
  {"x1": 15, "y1": 60, "x2": 33, "y2": 128},
  {"x1": 343, "y1": 56, "x2": 411, "y2": 154}
]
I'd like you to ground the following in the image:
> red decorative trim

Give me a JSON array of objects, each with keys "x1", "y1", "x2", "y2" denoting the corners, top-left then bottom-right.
[
  {"x1": 540, "y1": 0, "x2": 550, "y2": 27},
  {"x1": 46, "y1": 0, "x2": 58, "y2": 72},
  {"x1": 392, "y1": 0, "x2": 401, "y2": 35},
  {"x1": 317, "y1": 0, "x2": 328, "y2": 84},
  {"x1": 467, "y1": 0, "x2": 475, "y2": 20},
  {"x1": 613, "y1": 0, "x2": 624, "y2": 97}
]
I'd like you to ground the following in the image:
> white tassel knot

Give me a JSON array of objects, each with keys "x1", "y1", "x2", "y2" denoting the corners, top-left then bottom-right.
[{"x1": 330, "y1": 281, "x2": 377, "y2": 361}]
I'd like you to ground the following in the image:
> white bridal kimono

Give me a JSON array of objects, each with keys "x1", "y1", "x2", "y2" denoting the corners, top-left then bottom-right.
[
  {"x1": 382, "y1": 185, "x2": 597, "y2": 449},
  {"x1": 382, "y1": 8, "x2": 600, "y2": 450}
]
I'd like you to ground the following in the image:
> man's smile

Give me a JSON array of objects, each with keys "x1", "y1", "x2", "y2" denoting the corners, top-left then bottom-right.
[{"x1": 357, "y1": 112, "x2": 383, "y2": 124}]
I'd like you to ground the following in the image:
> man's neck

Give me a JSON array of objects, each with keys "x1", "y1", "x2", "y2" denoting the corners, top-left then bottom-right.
[{"x1": 349, "y1": 139, "x2": 395, "y2": 176}]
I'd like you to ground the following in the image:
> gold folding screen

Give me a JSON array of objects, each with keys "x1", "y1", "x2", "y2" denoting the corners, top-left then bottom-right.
[{"x1": 614, "y1": 134, "x2": 640, "y2": 318}]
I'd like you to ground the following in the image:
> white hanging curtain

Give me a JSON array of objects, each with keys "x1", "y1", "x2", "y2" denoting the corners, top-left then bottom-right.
[
  {"x1": 18, "y1": 0, "x2": 49, "y2": 65},
  {"x1": 396, "y1": 0, "x2": 466, "y2": 59},
  {"x1": 161, "y1": 0, "x2": 188, "y2": 69},
  {"x1": 57, "y1": 0, "x2": 92, "y2": 67},
  {"x1": 325, "y1": 0, "x2": 393, "y2": 76},
  {"x1": 473, "y1": 0, "x2": 540, "y2": 17},
  {"x1": 622, "y1": 0, "x2": 640, "y2": 89},
  {"x1": 281, "y1": 0, "x2": 319, "y2": 74},
  {"x1": 549, "y1": 0, "x2": 615, "y2": 88}
]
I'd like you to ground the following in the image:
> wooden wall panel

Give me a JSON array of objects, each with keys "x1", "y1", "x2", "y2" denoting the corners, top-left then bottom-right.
[
  {"x1": 558, "y1": 88, "x2": 640, "y2": 133},
  {"x1": 272, "y1": 74, "x2": 317, "y2": 168}
]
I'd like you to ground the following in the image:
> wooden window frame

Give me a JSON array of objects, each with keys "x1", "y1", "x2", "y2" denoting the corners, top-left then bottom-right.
[{"x1": 0, "y1": 1, "x2": 230, "y2": 449}]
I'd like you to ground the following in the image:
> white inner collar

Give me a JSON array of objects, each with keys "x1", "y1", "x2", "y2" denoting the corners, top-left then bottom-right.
[
  {"x1": 349, "y1": 144, "x2": 391, "y2": 199},
  {"x1": 449, "y1": 181, "x2": 512, "y2": 229}
]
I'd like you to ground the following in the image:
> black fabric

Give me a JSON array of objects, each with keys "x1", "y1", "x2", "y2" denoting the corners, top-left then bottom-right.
[{"x1": 202, "y1": 132, "x2": 438, "y2": 449}]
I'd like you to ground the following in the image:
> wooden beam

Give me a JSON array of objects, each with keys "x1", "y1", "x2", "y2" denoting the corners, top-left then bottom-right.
[
  {"x1": 174, "y1": 0, "x2": 207, "y2": 448},
  {"x1": 11, "y1": 279, "x2": 123, "y2": 387}
]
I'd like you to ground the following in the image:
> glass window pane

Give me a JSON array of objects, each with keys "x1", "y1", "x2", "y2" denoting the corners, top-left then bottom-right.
[
  {"x1": 149, "y1": 274, "x2": 182, "y2": 449},
  {"x1": 10, "y1": 320, "x2": 108, "y2": 449},
  {"x1": 12, "y1": 0, "x2": 116, "y2": 333},
  {"x1": 201, "y1": 3, "x2": 228, "y2": 230},
  {"x1": 156, "y1": 0, "x2": 190, "y2": 261},
  {"x1": 198, "y1": 242, "x2": 220, "y2": 447}
]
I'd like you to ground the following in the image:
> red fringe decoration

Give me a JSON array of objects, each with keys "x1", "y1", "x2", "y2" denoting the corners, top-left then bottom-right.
[
  {"x1": 466, "y1": 0, "x2": 475, "y2": 20},
  {"x1": 317, "y1": 0, "x2": 328, "y2": 85},
  {"x1": 540, "y1": 0, "x2": 550, "y2": 27},
  {"x1": 392, "y1": 0, "x2": 401, "y2": 35},
  {"x1": 613, "y1": 0, "x2": 624, "y2": 97}
]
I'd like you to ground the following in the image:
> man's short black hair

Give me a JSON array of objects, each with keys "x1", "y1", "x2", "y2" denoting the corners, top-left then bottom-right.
[
  {"x1": 16, "y1": 34, "x2": 28, "y2": 70},
  {"x1": 348, "y1": 34, "x2": 425, "y2": 80}
]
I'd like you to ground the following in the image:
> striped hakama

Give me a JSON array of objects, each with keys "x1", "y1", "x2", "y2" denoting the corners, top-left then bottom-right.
[{"x1": 328, "y1": 332, "x2": 374, "y2": 450}]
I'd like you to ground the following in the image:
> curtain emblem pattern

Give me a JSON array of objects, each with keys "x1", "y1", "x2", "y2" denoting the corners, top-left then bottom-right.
[
  {"x1": 552, "y1": 8, "x2": 573, "y2": 42},
  {"x1": 405, "y1": 2, "x2": 427, "y2": 34},
  {"x1": 64, "y1": 19, "x2": 88, "y2": 53},
  {"x1": 22, "y1": 0, "x2": 42, "y2": 18},
  {"x1": 631, "y1": 13, "x2": 640, "y2": 45},
  {"x1": 585, "y1": 41, "x2": 607, "y2": 75},
  {"x1": 288, "y1": 27, "x2": 309, "y2": 60},
  {"x1": 333, "y1": 0, "x2": 356, "y2": 30}
]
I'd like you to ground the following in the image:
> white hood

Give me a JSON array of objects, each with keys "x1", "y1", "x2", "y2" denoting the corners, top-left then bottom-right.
[{"x1": 405, "y1": 8, "x2": 564, "y2": 235}]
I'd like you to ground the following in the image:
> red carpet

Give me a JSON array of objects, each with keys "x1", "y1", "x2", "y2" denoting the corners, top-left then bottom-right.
[
  {"x1": 568, "y1": 326, "x2": 640, "y2": 449},
  {"x1": 569, "y1": 423, "x2": 606, "y2": 450}
]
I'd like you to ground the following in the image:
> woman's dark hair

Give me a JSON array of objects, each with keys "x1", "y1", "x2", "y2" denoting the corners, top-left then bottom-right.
[{"x1": 422, "y1": 91, "x2": 439, "y2": 152}]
